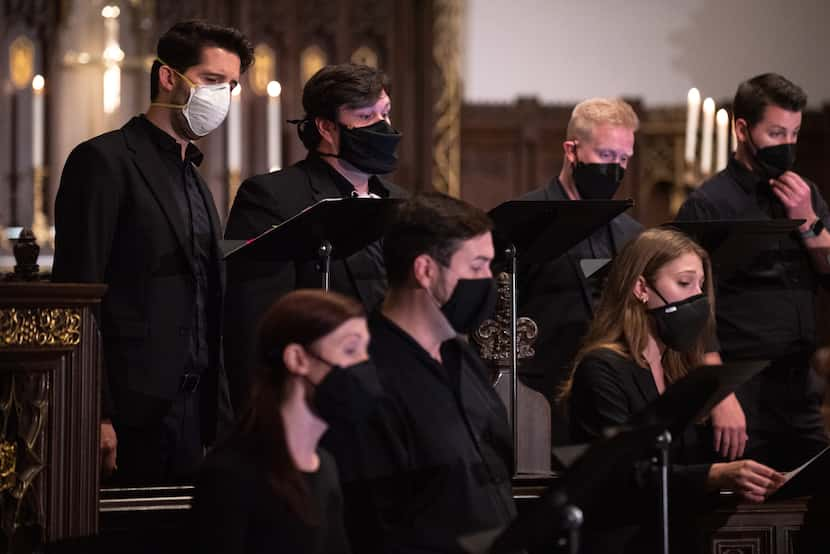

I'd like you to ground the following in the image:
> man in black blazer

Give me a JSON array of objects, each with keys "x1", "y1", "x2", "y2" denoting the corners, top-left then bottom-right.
[
  {"x1": 516, "y1": 98, "x2": 643, "y2": 444},
  {"x1": 52, "y1": 21, "x2": 253, "y2": 485},
  {"x1": 224, "y1": 64, "x2": 407, "y2": 410}
]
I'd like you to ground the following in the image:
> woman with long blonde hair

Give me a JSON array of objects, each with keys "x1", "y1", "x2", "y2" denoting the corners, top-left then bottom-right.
[{"x1": 564, "y1": 228, "x2": 784, "y2": 553}]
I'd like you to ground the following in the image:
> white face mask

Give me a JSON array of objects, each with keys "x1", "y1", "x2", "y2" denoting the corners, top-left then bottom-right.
[{"x1": 152, "y1": 63, "x2": 231, "y2": 138}]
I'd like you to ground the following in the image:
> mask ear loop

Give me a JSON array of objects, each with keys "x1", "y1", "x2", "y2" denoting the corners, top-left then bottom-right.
[
  {"x1": 150, "y1": 58, "x2": 194, "y2": 109},
  {"x1": 645, "y1": 280, "x2": 671, "y2": 306}
]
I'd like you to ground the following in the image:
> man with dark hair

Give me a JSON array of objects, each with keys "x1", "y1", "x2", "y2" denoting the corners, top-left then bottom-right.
[
  {"x1": 323, "y1": 192, "x2": 516, "y2": 552},
  {"x1": 223, "y1": 63, "x2": 407, "y2": 410},
  {"x1": 677, "y1": 73, "x2": 830, "y2": 470},
  {"x1": 52, "y1": 20, "x2": 253, "y2": 484}
]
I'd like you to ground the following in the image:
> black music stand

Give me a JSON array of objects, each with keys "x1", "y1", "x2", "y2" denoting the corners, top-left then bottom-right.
[
  {"x1": 223, "y1": 197, "x2": 402, "y2": 290},
  {"x1": 666, "y1": 219, "x2": 804, "y2": 281},
  {"x1": 460, "y1": 359, "x2": 767, "y2": 554}
]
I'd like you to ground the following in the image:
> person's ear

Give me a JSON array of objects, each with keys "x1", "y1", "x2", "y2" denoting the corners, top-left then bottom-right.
[
  {"x1": 735, "y1": 118, "x2": 751, "y2": 144},
  {"x1": 283, "y1": 343, "x2": 310, "y2": 376},
  {"x1": 316, "y1": 117, "x2": 339, "y2": 151},
  {"x1": 412, "y1": 254, "x2": 438, "y2": 290},
  {"x1": 157, "y1": 65, "x2": 177, "y2": 96},
  {"x1": 563, "y1": 140, "x2": 578, "y2": 165},
  {"x1": 633, "y1": 275, "x2": 649, "y2": 304}
]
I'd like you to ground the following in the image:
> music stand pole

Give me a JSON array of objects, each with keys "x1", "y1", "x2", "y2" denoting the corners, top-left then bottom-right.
[
  {"x1": 318, "y1": 240, "x2": 333, "y2": 291},
  {"x1": 656, "y1": 430, "x2": 672, "y2": 554},
  {"x1": 505, "y1": 243, "x2": 518, "y2": 471}
]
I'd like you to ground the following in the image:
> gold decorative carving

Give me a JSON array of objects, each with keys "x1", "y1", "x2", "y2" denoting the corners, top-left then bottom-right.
[
  {"x1": 350, "y1": 45, "x2": 378, "y2": 68},
  {"x1": 432, "y1": 0, "x2": 462, "y2": 197},
  {"x1": 300, "y1": 45, "x2": 327, "y2": 85},
  {"x1": 249, "y1": 43, "x2": 275, "y2": 96},
  {"x1": 0, "y1": 442, "x2": 16, "y2": 493},
  {"x1": 9, "y1": 36, "x2": 35, "y2": 90},
  {"x1": 472, "y1": 272, "x2": 538, "y2": 368},
  {"x1": 0, "y1": 308, "x2": 81, "y2": 347},
  {"x1": 0, "y1": 372, "x2": 49, "y2": 541}
]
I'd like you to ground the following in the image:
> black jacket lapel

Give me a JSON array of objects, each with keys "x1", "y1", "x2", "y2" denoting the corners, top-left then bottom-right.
[{"x1": 122, "y1": 117, "x2": 195, "y2": 272}]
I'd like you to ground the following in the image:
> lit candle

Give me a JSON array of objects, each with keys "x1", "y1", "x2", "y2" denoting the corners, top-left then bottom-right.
[
  {"x1": 31, "y1": 75, "x2": 45, "y2": 168},
  {"x1": 267, "y1": 80, "x2": 282, "y2": 172},
  {"x1": 715, "y1": 109, "x2": 729, "y2": 172},
  {"x1": 685, "y1": 88, "x2": 701, "y2": 164},
  {"x1": 228, "y1": 84, "x2": 242, "y2": 173},
  {"x1": 700, "y1": 97, "x2": 715, "y2": 174}
]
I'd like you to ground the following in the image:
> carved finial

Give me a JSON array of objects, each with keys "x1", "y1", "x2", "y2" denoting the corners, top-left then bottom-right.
[
  {"x1": 8, "y1": 228, "x2": 40, "y2": 281},
  {"x1": 472, "y1": 272, "x2": 538, "y2": 368}
]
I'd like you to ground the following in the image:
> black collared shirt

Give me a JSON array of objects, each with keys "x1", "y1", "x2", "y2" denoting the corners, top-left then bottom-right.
[
  {"x1": 136, "y1": 115, "x2": 216, "y2": 373},
  {"x1": 676, "y1": 156, "x2": 830, "y2": 360},
  {"x1": 334, "y1": 312, "x2": 516, "y2": 552}
]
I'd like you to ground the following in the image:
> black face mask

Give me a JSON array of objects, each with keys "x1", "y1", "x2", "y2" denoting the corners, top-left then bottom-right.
[
  {"x1": 304, "y1": 352, "x2": 377, "y2": 422},
  {"x1": 746, "y1": 130, "x2": 797, "y2": 179},
  {"x1": 646, "y1": 285, "x2": 710, "y2": 353},
  {"x1": 332, "y1": 119, "x2": 402, "y2": 175},
  {"x1": 438, "y1": 277, "x2": 498, "y2": 334},
  {"x1": 572, "y1": 158, "x2": 625, "y2": 199}
]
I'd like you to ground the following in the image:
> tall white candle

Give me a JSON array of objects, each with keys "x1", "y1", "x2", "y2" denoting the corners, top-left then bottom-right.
[
  {"x1": 685, "y1": 88, "x2": 701, "y2": 164},
  {"x1": 32, "y1": 75, "x2": 45, "y2": 168},
  {"x1": 267, "y1": 80, "x2": 282, "y2": 172},
  {"x1": 700, "y1": 97, "x2": 715, "y2": 174},
  {"x1": 715, "y1": 108, "x2": 729, "y2": 172},
  {"x1": 228, "y1": 84, "x2": 242, "y2": 172}
]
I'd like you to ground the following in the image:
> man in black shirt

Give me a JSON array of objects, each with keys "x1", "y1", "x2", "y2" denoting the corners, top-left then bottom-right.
[
  {"x1": 677, "y1": 73, "x2": 830, "y2": 470},
  {"x1": 327, "y1": 193, "x2": 516, "y2": 552},
  {"x1": 52, "y1": 21, "x2": 253, "y2": 484},
  {"x1": 517, "y1": 98, "x2": 643, "y2": 444},
  {"x1": 224, "y1": 64, "x2": 407, "y2": 410}
]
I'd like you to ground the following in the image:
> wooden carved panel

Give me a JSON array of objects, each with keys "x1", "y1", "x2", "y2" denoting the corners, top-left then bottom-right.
[
  {"x1": 0, "y1": 283, "x2": 104, "y2": 551},
  {"x1": 711, "y1": 526, "x2": 774, "y2": 554}
]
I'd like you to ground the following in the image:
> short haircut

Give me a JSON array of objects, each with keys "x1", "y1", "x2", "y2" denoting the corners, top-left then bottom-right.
[
  {"x1": 566, "y1": 98, "x2": 640, "y2": 142},
  {"x1": 150, "y1": 20, "x2": 254, "y2": 101},
  {"x1": 733, "y1": 73, "x2": 807, "y2": 127},
  {"x1": 383, "y1": 193, "x2": 493, "y2": 287},
  {"x1": 297, "y1": 63, "x2": 390, "y2": 149}
]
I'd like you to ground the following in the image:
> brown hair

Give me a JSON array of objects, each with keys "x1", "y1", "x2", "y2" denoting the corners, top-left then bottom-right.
[
  {"x1": 150, "y1": 20, "x2": 254, "y2": 101},
  {"x1": 236, "y1": 289, "x2": 364, "y2": 522},
  {"x1": 734, "y1": 73, "x2": 807, "y2": 128},
  {"x1": 560, "y1": 227, "x2": 715, "y2": 400},
  {"x1": 297, "y1": 63, "x2": 390, "y2": 150},
  {"x1": 383, "y1": 192, "x2": 493, "y2": 287},
  {"x1": 566, "y1": 97, "x2": 640, "y2": 142}
]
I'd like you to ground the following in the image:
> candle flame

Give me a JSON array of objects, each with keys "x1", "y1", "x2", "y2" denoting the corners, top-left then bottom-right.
[
  {"x1": 688, "y1": 88, "x2": 700, "y2": 103},
  {"x1": 267, "y1": 80, "x2": 282, "y2": 98},
  {"x1": 716, "y1": 108, "x2": 729, "y2": 125},
  {"x1": 702, "y1": 97, "x2": 715, "y2": 113},
  {"x1": 32, "y1": 74, "x2": 45, "y2": 92}
]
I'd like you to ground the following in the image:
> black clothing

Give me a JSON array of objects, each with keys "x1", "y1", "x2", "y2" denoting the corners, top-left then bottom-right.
[
  {"x1": 517, "y1": 178, "x2": 642, "y2": 442},
  {"x1": 136, "y1": 115, "x2": 215, "y2": 377},
  {"x1": 223, "y1": 155, "x2": 408, "y2": 410},
  {"x1": 193, "y1": 444, "x2": 350, "y2": 554},
  {"x1": 115, "y1": 390, "x2": 203, "y2": 484},
  {"x1": 677, "y1": 157, "x2": 830, "y2": 360},
  {"x1": 676, "y1": 156, "x2": 830, "y2": 469},
  {"x1": 325, "y1": 312, "x2": 517, "y2": 553},
  {"x1": 52, "y1": 115, "x2": 231, "y2": 484},
  {"x1": 569, "y1": 348, "x2": 713, "y2": 554}
]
